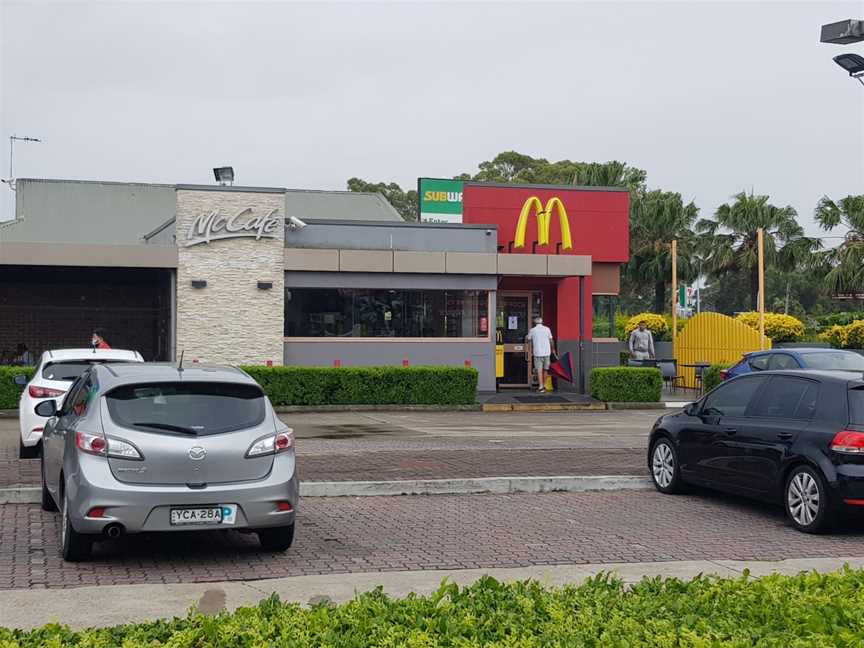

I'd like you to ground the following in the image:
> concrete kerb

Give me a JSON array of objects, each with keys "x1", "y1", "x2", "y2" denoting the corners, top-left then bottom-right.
[
  {"x1": 4, "y1": 557, "x2": 864, "y2": 630},
  {"x1": 0, "y1": 476, "x2": 653, "y2": 504}
]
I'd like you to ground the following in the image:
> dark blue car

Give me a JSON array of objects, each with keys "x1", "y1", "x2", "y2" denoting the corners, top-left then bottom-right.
[{"x1": 724, "y1": 348, "x2": 864, "y2": 381}]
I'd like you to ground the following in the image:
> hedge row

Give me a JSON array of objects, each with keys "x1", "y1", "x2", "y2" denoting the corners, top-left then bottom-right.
[
  {"x1": 0, "y1": 366, "x2": 34, "y2": 410},
  {"x1": 240, "y1": 366, "x2": 478, "y2": 406},
  {"x1": 0, "y1": 366, "x2": 478, "y2": 408},
  {"x1": 702, "y1": 363, "x2": 733, "y2": 392},
  {"x1": 590, "y1": 367, "x2": 661, "y2": 403},
  {"x1": 5, "y1": 571, "x2": 864, "y2": 646}
]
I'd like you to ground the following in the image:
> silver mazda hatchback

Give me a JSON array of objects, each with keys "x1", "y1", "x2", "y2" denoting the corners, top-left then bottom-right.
[{"x1": 37, "y1": 363, "x2": 298, "y2": 561}]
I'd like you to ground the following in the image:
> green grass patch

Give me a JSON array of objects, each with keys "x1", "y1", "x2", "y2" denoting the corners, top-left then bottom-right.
[{"x1": 4, "y1": 571, "x2": 864, "y2": 646}]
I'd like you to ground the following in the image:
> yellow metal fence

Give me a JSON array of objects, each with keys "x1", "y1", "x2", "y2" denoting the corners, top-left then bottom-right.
[{"x1": 675, "y1": 312, "x2": 771, "y2": 388}]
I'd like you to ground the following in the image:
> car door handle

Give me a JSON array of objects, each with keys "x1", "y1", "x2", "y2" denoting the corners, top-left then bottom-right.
[
  {"x1": 723, "y1": 427, "x2": 737, "y2": 435},
  {"x1": 777, "y1": 432, "x2": 794, "y2": 440}
]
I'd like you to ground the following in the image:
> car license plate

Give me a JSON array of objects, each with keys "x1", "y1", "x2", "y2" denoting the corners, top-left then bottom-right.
[{"x1": 170, "y1": 507, "x2": 223, "y2": 526}]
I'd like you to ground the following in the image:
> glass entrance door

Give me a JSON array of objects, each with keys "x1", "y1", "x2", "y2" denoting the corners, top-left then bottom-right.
[{"x1": 496, "y1": 291, "x2": 542, "y2": 388}]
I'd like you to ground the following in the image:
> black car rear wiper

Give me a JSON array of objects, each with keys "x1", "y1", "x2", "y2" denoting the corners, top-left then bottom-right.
[{"x1": 132, "y1": 422, "x2": 198, "y2": 435}]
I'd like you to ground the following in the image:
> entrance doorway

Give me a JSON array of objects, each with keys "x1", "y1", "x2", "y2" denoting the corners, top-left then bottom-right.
[{"x1": 496, "y1": 291, "x2": 542, "y2": 388}]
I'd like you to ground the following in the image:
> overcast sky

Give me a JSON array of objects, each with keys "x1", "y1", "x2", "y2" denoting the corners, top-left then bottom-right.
[{"x1": 1, "y1": 0, "x2": 862, "y2": 236}]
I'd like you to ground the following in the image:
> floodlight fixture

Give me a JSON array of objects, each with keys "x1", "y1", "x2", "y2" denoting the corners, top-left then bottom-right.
[
  {"x1": 213, "y1": 166, "x2": 234, "y2": 186},
  {"x1": 821, "y1": 19, "x2": 864, "y2": 45},
  {"x1": 833, "y1": 53, "x2": 864, "y2": 85}
]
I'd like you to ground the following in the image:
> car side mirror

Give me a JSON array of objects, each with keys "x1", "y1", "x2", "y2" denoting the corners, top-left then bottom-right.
[
  {"x1": 13, "y1": 375, "x2": 28, "y2": 387},
  {"x1": 34, "y1": 400, "x2": 57, "y2": 417},
  {"x1": 683, "y1": 402, "x2": 699, "y2": 416}
]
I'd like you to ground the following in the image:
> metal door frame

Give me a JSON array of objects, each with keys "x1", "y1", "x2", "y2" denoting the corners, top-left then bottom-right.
[{"x1": 497, "y1": 290, "x2": 542, "y2": 388}]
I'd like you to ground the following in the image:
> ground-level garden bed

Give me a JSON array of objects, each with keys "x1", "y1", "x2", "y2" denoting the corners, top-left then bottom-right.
[{"x1": 3, "y1": 569, "x2": 863, "y2": 646}]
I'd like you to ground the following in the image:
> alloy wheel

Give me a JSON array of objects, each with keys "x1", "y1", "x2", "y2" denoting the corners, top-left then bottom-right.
[
  {"x1": 788, "y1": 471, "x2": 820, "y2": 527},
  {"x1": 652, "y1": 443, "x2": 674, "y2": 488}
]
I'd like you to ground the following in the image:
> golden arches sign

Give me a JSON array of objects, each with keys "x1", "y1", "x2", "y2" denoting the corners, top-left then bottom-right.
[{"x1": 514, "y1": 196, "x2": 573, "y2": 250}]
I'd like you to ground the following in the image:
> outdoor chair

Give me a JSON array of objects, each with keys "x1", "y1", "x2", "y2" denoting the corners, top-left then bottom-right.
[{"x1": 657, "y1": 359, "x2": 685, "y2": 393}]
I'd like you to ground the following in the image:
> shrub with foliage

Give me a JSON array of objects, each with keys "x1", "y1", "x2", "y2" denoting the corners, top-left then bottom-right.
[
  {"x1": 735, "y1": 311, "x2": 805, "y2": 342},
  {"x1": 819, "y1": 324, "x2": 852, "y2": 349},
  {"x1": 817, "y1": 311, "x2": 864, "y2": 328},
  {"x1": 623, "y1": 313, "x2": 669, "y2": 340},
  {"x1": 240, "y1": 365, "x2": 477, "y2": 406},
  {"x1": 845, "y1": 321, "x2": 864, "y2": 350},
  {"x1": 0, "y1": 366, "x2": 34, "y2": 410},
  {"x1": 703, "y1": 363, "x2": 733, "y2": 392},
  {"x1": 5, "y1": 571, "x2": 864, "y2": 646},
  {"x1": 590, "y1": 366, "x2": 661, "y2": 402}
]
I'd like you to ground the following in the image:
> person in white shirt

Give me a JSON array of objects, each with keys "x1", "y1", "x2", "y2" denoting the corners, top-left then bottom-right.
[{"x1": 526, "y1": 316, "x2": 556, "y2": 393}]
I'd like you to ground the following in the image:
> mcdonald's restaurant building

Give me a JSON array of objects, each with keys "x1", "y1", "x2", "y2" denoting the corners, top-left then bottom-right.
[{"x1": 0, "y1": 178, "x2": 629, "y2": 393}]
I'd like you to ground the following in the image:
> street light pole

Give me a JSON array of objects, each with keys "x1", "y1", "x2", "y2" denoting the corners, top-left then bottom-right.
[{"x1": 757, "y1": 228, "x2": 766, "y2": 349}]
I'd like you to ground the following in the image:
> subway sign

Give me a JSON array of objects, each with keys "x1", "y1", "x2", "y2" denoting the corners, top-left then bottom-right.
[{"x1": 418, "y1": 178, "x2": 463, "y2": 224}]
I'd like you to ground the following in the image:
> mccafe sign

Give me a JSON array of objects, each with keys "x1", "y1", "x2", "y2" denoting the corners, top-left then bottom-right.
[{"x1": 185, "y1": 207, "x2": 281, "y2": 247}]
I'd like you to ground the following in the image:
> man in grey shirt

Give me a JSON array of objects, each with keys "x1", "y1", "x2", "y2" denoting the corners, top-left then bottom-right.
[{"x1": 628, "y1": 320, "x2": 655, "y2": 360}]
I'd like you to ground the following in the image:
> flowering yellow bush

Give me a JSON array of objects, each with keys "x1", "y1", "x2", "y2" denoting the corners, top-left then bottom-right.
[
  {"x1": 624, "y1": 313, "x2": 669, "y2": 339},
  {"x1": 845, "y1": 321, "x2": 864, "y2": 349},
  {"x1": 735, "y1": 312, "x2": 805, "y2": 342},
  {"x1": 819, "y1": 324, "x2": 850, "y2": 349}
]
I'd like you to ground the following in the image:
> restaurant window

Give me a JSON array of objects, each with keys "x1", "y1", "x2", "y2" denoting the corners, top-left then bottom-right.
[
  {"x1": 592, "y1": 295, "x2": 618, "y2": 338},
  {"x1": 284, "y1": 288, "x2": 489, "y2": 338}
]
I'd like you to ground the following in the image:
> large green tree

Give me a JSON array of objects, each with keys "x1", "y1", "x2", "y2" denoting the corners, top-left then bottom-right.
[
  {"x1": 346, "y1": 178, "x2": 418, "y2": 221},
  {"x1": 627, "y1": 190, "x2": 700, "y2": 313},
  {"x1": 696, "y1": 191, "x2": 819, "y2": 311},
  {"x1": 814, "y1": 194, "x2": 864, "y2": 295}
]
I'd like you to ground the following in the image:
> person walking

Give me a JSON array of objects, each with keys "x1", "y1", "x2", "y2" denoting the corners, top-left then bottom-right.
[
  {"x1": 91, "y1": 328, "x2": 111, "y2": 350},
  {"x1": 628, "y1": 320, "x2": 655, "y2": 361},
  {"x1": 526, "y1": 316, "x2": 555, "y2": 393}
]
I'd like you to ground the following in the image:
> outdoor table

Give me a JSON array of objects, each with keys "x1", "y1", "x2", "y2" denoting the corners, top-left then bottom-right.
[{"x1": 681, "y1": 362, "x2": 711, "y2": 394}]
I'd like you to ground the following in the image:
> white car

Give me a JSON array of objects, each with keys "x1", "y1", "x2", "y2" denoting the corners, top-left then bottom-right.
[{"x1": 16, "y1": 348, "x2": 144, "y2": 458}]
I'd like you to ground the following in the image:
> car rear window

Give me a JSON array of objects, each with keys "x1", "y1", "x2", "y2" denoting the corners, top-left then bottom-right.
[
  {"x1": 105, "y1": 381, "x2": 266, "y2": 436},
  {"x1": 42, "y1": 361, "x2": 127, "y2": 382},
  {"x1": 850, "y1": 389, "x2": 864, "y2": 425},
  {"x1": 799, "y1": 352, "x2": 864, "y2": 371}
]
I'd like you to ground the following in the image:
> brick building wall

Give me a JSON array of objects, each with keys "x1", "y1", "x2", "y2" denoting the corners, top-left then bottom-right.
[
  {"x1": 0, "y1": 267, "x2": 171, "y2": 363},
  {"x1": 175, "y1": 189, "x2": 285, "y2": 365}
]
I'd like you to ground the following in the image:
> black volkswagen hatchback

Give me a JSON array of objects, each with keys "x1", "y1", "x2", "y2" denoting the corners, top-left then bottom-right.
[{"x1": 648, "y1": 370, "x2": 864, "y2": 533}]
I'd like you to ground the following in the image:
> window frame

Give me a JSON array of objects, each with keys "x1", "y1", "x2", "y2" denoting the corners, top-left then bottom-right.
[
  {"x1": 748, "y1": 354, "x2": 770, "y2": 371},
  {"x1": 283, "y1": 289, "x2": 495, "y2": 342},
  {"x1": 748, "y1": 375, "x2": 821, "y2": 421},
  {"x1": 767, "y1": 353, "x2": 800, "y2": 371},
  {"x1": 700, "y1": 375, "x2": 768, "y2": 418}
]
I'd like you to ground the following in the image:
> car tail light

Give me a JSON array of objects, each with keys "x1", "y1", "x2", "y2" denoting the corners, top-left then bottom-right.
[
  {"x1": 75, "y1": 431, "x2": 107, "y2": 456},
  {"x1": 30, "y1": 385, "x2": 65, "y2": 399},
  {"x1": 719, "y1": 370, "x2": 730, "y2": 381},
  {"x1": 107, "y1": 437, "x2": 143, "y2": 460},
  {"x1": 830, "y1": 430, "x2": 864, "y2": 453},
  {"x1": 246, "y1": 430, "x2": 294, "y2": 458},
  {"x1": 86, "y1": 507, "x2": 106, "y2": 518}
]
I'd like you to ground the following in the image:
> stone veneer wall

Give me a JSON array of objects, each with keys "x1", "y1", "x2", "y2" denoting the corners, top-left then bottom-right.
[{"x1": 175, "y1": 189, "x2": 285, "y2": 365}]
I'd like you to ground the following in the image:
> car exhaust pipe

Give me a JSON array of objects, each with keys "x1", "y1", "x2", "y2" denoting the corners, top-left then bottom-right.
[{"x1": 103, "y1": 523, "x2": 125, "y2": 539}]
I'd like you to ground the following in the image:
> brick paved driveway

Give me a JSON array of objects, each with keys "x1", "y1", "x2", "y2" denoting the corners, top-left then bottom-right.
[{"x1": 3, "y1": 489, "x2": 864, "y2": 590}]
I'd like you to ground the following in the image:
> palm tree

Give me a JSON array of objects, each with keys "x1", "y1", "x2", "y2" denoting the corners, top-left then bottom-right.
[
  {"x1": 626, "y1": 190, "x2": 700, "y2": 313},
  {"x1": 696, "y1": 191, "x2": 819, "y2": 311},
  {"x1": 814, "y1": 194, "x2": 864, "y2": 294}
]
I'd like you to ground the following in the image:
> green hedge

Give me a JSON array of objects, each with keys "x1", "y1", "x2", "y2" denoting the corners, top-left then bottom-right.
[
  {"x1": 0, "y1": 366, "x2": 33, "y2": 410},
  {"x1": 5, "y1": 571, "x2": 864, "y2": 646},
  {"x1": 240, "y1": 366, "x2": 478, "y2": 406},
  {"x1": 703, "y1": 363, "x2": 733, "y2": 393},
  {"x1": 590, "y1": 367, "x2": 661, "y2": 402}
]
